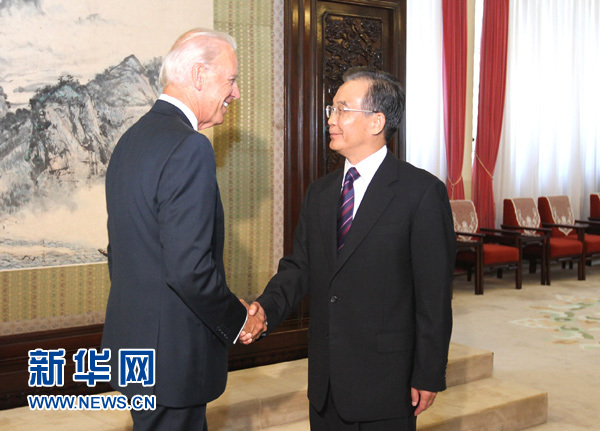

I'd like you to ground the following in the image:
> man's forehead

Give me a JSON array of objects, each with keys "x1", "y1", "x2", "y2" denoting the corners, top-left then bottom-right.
[
  {"x1": 215, "y1": 48, "x2": 238, "y2": 74},
  {"x1": 333, "y1": 80, "x2": 367, "y2": 104}
]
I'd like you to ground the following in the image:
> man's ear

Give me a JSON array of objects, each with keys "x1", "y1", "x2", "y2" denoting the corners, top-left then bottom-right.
[
  {"x1": 370, "y1": 113, "x2": 386, "y2": 136},
  {"x1": 191, "y1": 63, "x2": 206, "y2": 91}
]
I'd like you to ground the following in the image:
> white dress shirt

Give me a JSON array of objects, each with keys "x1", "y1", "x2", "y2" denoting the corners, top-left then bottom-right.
[{"x1": 342, "y1": 145, "x2": 388, "y2": 219}]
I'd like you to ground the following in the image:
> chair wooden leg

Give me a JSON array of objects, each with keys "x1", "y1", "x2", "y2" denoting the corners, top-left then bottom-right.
[
  {"x1": 529, "y1": 260, "x2": 537, "y2": 274},
  {"x1": 496, "y1": 269, "x2": 503, "y2": 279},
  {"x1": 475, "y1": 248, "x2": 484, "y2": 295},
  {"x1": 578, "y1": 255, "x2": 586, "y2": 280},
  {"x1": 515, "y1": 261, "x2": 522, "y2": 290},
  {"x1": 544, "y1": 244, "x2": 551, "y2": 285},
  {"x1": 540, "y1": 258, "x2": 546, "y2": 285},
  {"x1": 475, "y1": 272, "x2": 483, "y2": 295}
]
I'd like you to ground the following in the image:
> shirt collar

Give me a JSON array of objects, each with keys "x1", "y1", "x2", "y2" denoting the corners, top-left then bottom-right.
[
  {"x1": 343, "y1": 145, "x2": 388, "y2": 185},
  {"x1": 158, "y1": 94, "x2": 199, "y2": 131}
]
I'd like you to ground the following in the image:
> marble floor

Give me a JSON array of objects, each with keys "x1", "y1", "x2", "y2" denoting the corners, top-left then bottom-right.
[{"x1": 451, "y1": 263, "x2": 600, "y2": 430}]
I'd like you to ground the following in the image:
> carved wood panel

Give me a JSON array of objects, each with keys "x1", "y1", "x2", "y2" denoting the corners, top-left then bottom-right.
[
  {"x1": 285, "y1": 0, "x2": 406, "y2": 252},
  {"x1": 321, "y1": 12, "x2": 386, "y2": 171}
]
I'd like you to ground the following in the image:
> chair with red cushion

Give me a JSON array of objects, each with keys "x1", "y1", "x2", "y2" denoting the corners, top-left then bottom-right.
[
  {"x1": 503, "y1": 197, "x2": 583, "y2": 285},
  {"x1": 589, "y1": 194, "x2": 600, "y2": 235},
  {"x1": 502, "y1": 198, "x2": 549, "y2": 285},
  {"x1": 451, "y1": 200, "x2": 522, "y2": 294},
  {"x1": 538, "y1": 196, "x2": 600, "y2": 278},
  {"x1": 591, "y1": 193, "x2": 600, "y2": 220}
]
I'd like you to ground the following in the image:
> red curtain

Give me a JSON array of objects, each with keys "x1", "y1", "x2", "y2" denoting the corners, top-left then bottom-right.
[
  {"x1": 442, "y1": 0, "x2": 467, "y2": 200},
  {"x1": 472, "y1": 0, "x2": 509, "y2": 228}
]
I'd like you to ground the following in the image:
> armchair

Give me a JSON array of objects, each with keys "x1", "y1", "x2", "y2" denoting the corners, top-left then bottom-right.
[
  {"x1": 502, "y1": 198, "x2": 583, "y2": 285},
  {"x1": 538, "y1": 195, "x2": 600, "y2": 277},
  {"x1": 502, "y1": 198, "x2": 549, "y2": 285},
  {"x1": 589, "y1": 194, "x2": 600, "y2": 235},
  {"x1": 590, "y1": 193, "x2": 600, "y2": 220},
  {"x1": 451, "y1": 200, "x2": 522, "y2": 295}
]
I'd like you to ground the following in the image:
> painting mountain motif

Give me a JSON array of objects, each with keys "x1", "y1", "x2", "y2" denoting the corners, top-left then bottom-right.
[{"x1": 0, "y1": 55, "x2": 161, "y2": 269}]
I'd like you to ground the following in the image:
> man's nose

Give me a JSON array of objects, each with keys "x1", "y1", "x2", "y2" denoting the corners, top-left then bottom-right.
[{"x1": 231, "y1": 82, "x2": 241, "y2": 99}]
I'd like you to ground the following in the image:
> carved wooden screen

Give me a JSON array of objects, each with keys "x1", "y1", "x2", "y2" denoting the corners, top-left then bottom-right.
[
  {"x1": 318, "y1": 2, "x2": 406, "y2": 173},
  {"x1": 285, "y1": 0, "x2": 406, "y2": 254}
]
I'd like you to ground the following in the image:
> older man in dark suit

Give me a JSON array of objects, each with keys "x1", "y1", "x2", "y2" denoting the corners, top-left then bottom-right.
[
  {"x1": 250, "y1": 68, "x2": 455, "y2": 430},
  {"x1": 102, "y1": 29, "x2": 266, "y2": 431}
]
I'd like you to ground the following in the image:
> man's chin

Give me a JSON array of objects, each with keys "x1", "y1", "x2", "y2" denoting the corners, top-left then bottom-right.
[{"x1": 328, "y1": 139, "x2": 343, "y2": 152}]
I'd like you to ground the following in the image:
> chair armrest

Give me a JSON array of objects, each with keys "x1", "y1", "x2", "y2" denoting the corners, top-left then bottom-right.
[
  {"x1": 480, "y1": 227, "x2": 521, "y2": 236},
  {"x1": 479, "y1": 229, "x2": 521, "y2": 247},
  {"x1": 541, "y1": 222, "x2": 586, "y2": 241},
  {"x1": 577, "y1": 219, "x2": 600, "y2": 227},
  {"x1": 501, "y1": 224, "x2": 551, "y2": 235},
  {"x1": 454, "y1": 231, "x2": 484, "y2": 244},
  {"x1": 541, "y1": 222, "x2": 586, "y2": 230},
  {"x1": 455, "y1": 231, "x2": 484, "y2": 238}
]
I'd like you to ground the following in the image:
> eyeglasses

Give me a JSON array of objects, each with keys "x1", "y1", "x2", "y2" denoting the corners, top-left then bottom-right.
[{"x1": 325, "y1": 105, "x2": 378, "y2": 119}]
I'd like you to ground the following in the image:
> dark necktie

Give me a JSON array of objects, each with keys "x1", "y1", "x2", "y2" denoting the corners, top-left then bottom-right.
[{"x1": 337, "y1": 167, "x2": 360, "y2": 254}]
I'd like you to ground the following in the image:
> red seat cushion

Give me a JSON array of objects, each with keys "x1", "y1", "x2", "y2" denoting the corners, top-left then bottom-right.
[
  {"x1": 566, "y1": 233, "x2": 600, "y2": 253},
  {"x1": 585, "y1": 234, "x2": 600, "y2": 253},
  {"x1": 456, "y1": 244, "x2": 519, "y2": 265},
  {"x1": 482, "y1": 244, "x2": 519, "y2": 264},
  {"x1": 549, "y1": 237, "x2": 583, "y2": 257}
]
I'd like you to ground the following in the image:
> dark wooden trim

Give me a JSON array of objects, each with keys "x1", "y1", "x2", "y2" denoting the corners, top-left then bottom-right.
[
  {"x1": 0, "y1": 322, "x2": 307, "y2": 409},
  {"x1": 0, "y1": 325, "x2": 108, "y2": 410}
]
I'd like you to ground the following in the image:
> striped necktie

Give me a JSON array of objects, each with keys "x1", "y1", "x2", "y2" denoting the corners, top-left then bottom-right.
[{"x1": 337, "y1": 167, "x2": 360, "y2": 254}]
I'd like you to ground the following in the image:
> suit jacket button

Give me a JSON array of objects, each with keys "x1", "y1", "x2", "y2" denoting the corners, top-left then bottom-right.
[{"x1": 330, "y1": 296, "x2": 338, "y2": 303}]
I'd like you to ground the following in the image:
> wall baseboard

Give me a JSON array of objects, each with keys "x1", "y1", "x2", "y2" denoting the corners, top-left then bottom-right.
[{"x1": 0, "y1": 322, "x2": 308, "y2": 410}]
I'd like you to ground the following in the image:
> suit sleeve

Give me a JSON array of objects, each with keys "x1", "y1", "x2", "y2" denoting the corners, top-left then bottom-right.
[
  {"x1": 409, "y1": 179, "x2": 456, "y2": 392},
  {"x1": 156, "y1": 133, "x2": 246, "y2": 346},
  {"x1": 256, "y1": 185, "x2": 312, "y2": 332}
]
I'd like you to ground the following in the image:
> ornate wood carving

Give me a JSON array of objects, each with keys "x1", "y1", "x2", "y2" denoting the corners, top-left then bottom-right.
[
  {"x1": 323, "y1": 14, "x2": 384, "y2": 93},
  {"x1": 322, "y1": 13, "x2": 385, "y2": 172}
]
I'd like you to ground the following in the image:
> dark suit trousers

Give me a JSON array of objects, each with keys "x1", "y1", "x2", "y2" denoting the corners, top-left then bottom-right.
[
  {"x1": 131, "y1": 404, "x2": 207, "y2": 431},
  {"x1": 309, "y1": 386, "x2": 417, "y2": 431}
]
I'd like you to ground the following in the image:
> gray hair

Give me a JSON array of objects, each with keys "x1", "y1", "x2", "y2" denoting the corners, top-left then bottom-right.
[
  {"x1": 342, "y1": 67, "x2": 405, "y2": 142},
  {"x1": 159, "y1": 28, "x2": 237, "y2": 88}
]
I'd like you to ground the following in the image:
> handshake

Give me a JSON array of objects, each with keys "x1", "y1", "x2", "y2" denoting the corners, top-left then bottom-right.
[{"x1": 238, "y1": 299, "x2": 267, "y2": 345}]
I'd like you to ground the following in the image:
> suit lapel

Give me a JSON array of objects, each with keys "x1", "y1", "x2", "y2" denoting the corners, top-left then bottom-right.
[
  {"x1": 333, "y1": 152, "x2": 398, "y2": 275},
  {"x1": 318, "y1": 170, "x2": 343, "y2": 271}
]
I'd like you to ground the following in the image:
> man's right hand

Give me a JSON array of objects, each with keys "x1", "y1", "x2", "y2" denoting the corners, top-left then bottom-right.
[{"x1": 238, "y1": 300, "x2": 267, "y2": 344}]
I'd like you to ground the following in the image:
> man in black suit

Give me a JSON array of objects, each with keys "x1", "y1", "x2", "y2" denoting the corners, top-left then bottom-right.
[
  {"x1": 102, "y1": 29, "x2": 266, "y2": 431},
  {"x1": 250, "y1": 68, "x2": 455, "y2": 430}
]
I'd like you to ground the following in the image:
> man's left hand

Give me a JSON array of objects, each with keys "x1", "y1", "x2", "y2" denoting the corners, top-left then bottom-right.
[{"x1": 411, "y1": 387, "x2": 437, "y2": 416}]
